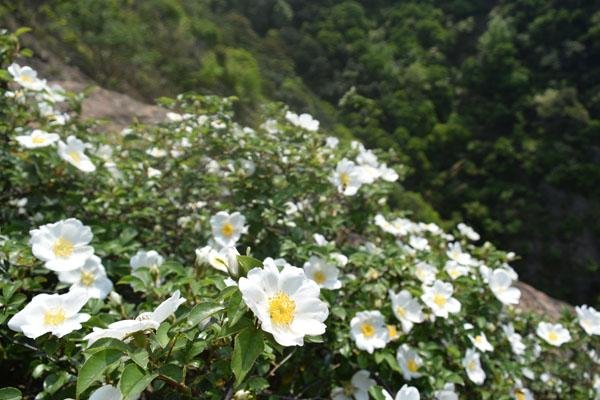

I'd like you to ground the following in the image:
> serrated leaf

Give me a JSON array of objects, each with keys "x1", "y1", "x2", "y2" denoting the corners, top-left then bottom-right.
[
  {"x1": 118, "y1": 364, "x2": 157, "y2": 400},
  {"x1": 77, "y1": 349, "x2": 124, "y2": 396},
  {"x1": 231, "y1": 327, "x2": 264, "y2": 386},
  {"x1": 187, "y1": 302, "x2": 224, "y2": 326},
  {"x1": 0, "y1": 387, "x2": 22, "y2": 400}
]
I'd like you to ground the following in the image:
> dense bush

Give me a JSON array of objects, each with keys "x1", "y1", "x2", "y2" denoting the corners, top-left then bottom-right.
[
  {"x1": 3, "y1": 0, "x2": 598, "y2": 304},
  {"x1": 0, "y1": 30, "x2": 599, "y2": 399}
]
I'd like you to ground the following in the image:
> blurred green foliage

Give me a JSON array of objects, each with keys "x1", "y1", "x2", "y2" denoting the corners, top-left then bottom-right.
[{"x1": 2, "y1": 0, "x2": 599, "y2": 304}]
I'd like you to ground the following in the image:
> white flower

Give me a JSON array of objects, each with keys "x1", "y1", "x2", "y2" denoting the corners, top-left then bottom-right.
[
  {"x1": 468, "y1": 332, "x2": 494, "y2": 352},
  {"x1": 536, "y1": 322, "x2": 571, "y2": 346},
  {"x1": 331, "y1": 370, "x2": 375, "y2": 400},
  {"x1": 210, "y1": 211, "x2": 248, "y2": 248},
  {"x1": 375, "y1": 214, "x2": 401, "y2": 236},
  {"x1": 8, "y1": 63, "x2": 47, "y2": 91},
  {"x1": 408, "y1": 236, "x2": 430, "y2": 251},
  {"x1": 488, "y1": 268, "x2": 521, "y2": 305},
  {"x1": 207, "y1": 246, "x2": 240, "y2": 277},
  {"x1": 457, "y1": 223, "x2": 480, "y2": 241},
  {"x1": 29, "y1": 218, "x2": 94, "y2": 271},
  {"x1": 8, "y1": 291, "x2": 90, "y2": 339},
  {"x1": 389, "y1": 290, "x2": 424, "y2": 333},
  {"x1": 57, "y1": 136, "x2": 96, "y2": 172},
  {"x1": 414, "y1": 262, "x2": 437, "y2": 285},
  {"x1": 146, "y1": 147, "x2": 167, "y2": 158},
  {"x1": 325, "y1": 136, "x2": 339, "y2": 148},
  {"x1": 382, "y1": 385, "x2": 420, "y2": 400},
  {"x1": 421, "y1": 280, "x2": 461, "y2": 318},
  {"x1": 130, "y1": 250, "x2": 164, "y2": 271},
  {"x1": 446, "y1": 242, "x2": 475, "y2": 266},
  {"x1": 57, "y1": 255, "x2": 113, "y2": 299},
  {"x1": 434, "y1": 383, "x2": 458, "y2": 400},
  {"x1": 330, "y1": 159, "x2": 364, "y2": 196},
  {"x1": 15, "y1": 129, "x2": 59, "y2": 148},
  {"x1": 444, "y1": 261, "x2": 470, "y2": 280},
  {"x1": 331, "y1": 252, "x2": 348, "y2": 267},
  {"x1": 502, "y1": 324, "x2": 526, "y2": 355},
  {"x1": 396, "y1": 344, "x2": 423, "y2": 380},
  {"x1": 462, "y1": 348, "x2": 485, "y2": 385},
  {"x1": 89, "y1": 385, "x2": 122, "y2": 400},
  {"x1": 238, "y1": 261, "x2": 328, "y2": 346},
  {"x1": 303, "y1": 256, "x2": 342, "y2": 289},
  {"x1": 378, "y1": 164, "x2": 399, "y2": 182},
  {"x1": 576, "y1": 305, "x2": 600, "y2": 335},
  {"x1": 350, "y1": 310, "x2": 388, "y2": 353},
  {"x1": 84, "y1": 291, "x2": 185, "y2": 345},
  {"x1": 147, "y1": 167, "x2": 162, "y2": 178},
  {"x1": 313, "y1": 233, "x2": 331, "y2": 246},
  {"x1": 285, "y1": 111, "x2": 319, "y2": 131}
]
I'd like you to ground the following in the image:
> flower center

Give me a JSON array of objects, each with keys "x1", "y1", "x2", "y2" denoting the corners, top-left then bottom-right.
[
  {"x1": 44, "y1": 308, "x2": 66, "y2": 326},
  {"x1": 339, "y1": 172, "x2": 350, "y2": 187},
  {"x1": 468, "y1": 360, "x2": 477, "y2": 371},
  {"x1": 547, "y1": 331, "x2": 558, "y2": 342},
  {"x1": 268, "y1": 292, "x2": 296, "y2": 325},
  {"x1": 32, "y1": 136, "x2": 47, "y2": 144},
  {"x1": 313, "y1": 271, "x2": 326, "y2": 284},
  {"x1": 407, "y1": 358, "x2": 419, "y2": 373},
  {"x1": 68, "y1": 151, "x2": 81, "y2": 164},
  {"x1": 221, "y1": 222, "x2": 235, "y2": 237},
  {"x1": 515, "y1": 391, "x2": 526, "y2": 400},
  {"x1": 475, "y1": 335, "x2": 484, "y2": 344},
  {"x1": 360, "y1": 322, "x2": 375, "y2": 337},
  {"x1": 433, "y1": 293, "x2": 447, "y2": 307},
  {"x1": 387, "y1": 325, "x2": 398, "y2": 339},
  {"x1": 20, "y1": 75, "x2": 34, "y2": 83},
  {"x1": 396, "y1": 306, "x2": 406, "y2": 318},
  {"x1": 52, "y1": 237, "x2": 74, "y2": 258},
  {"x1": 81, "y1": 271, "x2": 96, "y2": 286}
]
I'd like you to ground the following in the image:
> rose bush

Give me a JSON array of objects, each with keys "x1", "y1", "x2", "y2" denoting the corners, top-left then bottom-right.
[{"x1": 0, "y1": 29, "x2": 598, "y2": 400}]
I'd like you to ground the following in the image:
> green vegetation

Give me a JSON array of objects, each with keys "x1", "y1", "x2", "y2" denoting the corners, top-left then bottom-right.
[{"x1": 2, "y1": 0, "x2": 599, "y2": 304}]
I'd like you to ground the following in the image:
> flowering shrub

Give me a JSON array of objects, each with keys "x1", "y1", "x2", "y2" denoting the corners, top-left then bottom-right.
[{"x1": 0, "y1": 29, "x2": 598, "y2": 400}]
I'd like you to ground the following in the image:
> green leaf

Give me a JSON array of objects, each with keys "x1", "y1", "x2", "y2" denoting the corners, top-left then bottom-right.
[
  {"x1": 369, "y1": 386, "x2": 387, "y2": 400},
  {"x1": 77, "y1": 348, "x2": 124, "y2": 396},
  {"x1": 231, "y1": 326, "x2": 264, "y2": 386},
  {"x1": 118, "y1": 364, "x2": 157, "y2": 400},
  {"x1": 129, "y1": 348, "x2": 149, "y2": 370},
  {"x1": 0, "y1": 387, "x2": 22, "y2": 400},
  {"x1": 187, "y1": 302, "x2": 224, "y2": 326},
  {"x1": 226, "y1": 290, "x2": 246, "y2": 327},
  {"x1": 14, "y1": 27, "x2": 32, "y2": 36},
  {"x1": 237, "y1": 255, "x2": 262, "y2": 275},
  {"x1": 155, "y1": 322, "x2": 171, "y2": 348}
]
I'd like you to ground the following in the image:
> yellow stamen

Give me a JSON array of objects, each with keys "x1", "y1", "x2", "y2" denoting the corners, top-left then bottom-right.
[
  {"x1": 387, "y1": 325, "x2": 398, "y2": 339},
  {"x1": 313, "y1": 271, "x2": 326, "y2": 285},
  {"x1": 221, "y1": 222, "x2": 235, "y2": 237},
  {"x1": 396, "y1": 306, "x2": 406, "y2": 318},
  {"x1": 268, "y1": 292, "x2": 296, "y2": 325},
  {"x1": 32, "y1": 136, "x2": 47, "y2": 144},
  {"x1": 547, "y1": 331, "x2": 558, "y2": 342},
  {"x1": 80, "y1": 271, "x2": 95, "y2": 286},
  {"x1": 433, "y1": 293, "x2": 447, "y2": 307},
  {"x1": 52, "y1": 237, "x2": 74, "y2": 258},
  {"x1": 407, "y1": 358, "x2": 419, "y2": 373},
  {"x1": 515, "y1": 390, "x2": 526, "y2": 400},
  {"x1": 43, "y1": 308, "x2": 66, "y2": 326},
  {"x1": 360, "y1": 323, "x2": 375, "y2": 338},
  {"x1": 339, "y1": 172, "x2": 350, "y2": 187},
  {"x1": 68, "y1": 151, "x2": 81, "y2": 164}
]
